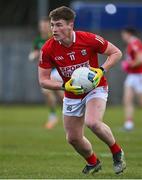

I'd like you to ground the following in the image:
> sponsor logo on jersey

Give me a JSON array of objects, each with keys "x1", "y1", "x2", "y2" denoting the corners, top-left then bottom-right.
[
  {"x1": 59, "y1": 61, "x2": 90, "y2": 77},
  {"x1": 55, "y1": 56, "x2": 64, "y2": 61},
  {"x1": 81, "y1": 49, "x2": 87, "y2": 56}
]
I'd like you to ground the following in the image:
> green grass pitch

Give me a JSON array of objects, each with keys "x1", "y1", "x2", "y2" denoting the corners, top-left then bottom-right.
[{"x1": 0, "y1": 105, "x2": 142, "y2": 179}]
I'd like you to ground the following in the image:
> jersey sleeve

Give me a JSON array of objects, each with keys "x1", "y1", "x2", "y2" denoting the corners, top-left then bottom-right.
[
  {"x1": 38, "y1": 45, "x2": 54, "y2": 69},
  {"x1": 87, "y1": 33, "x2": 108, "y2": 53},
  {"x1": 130, "y1": 40, "x2": 142, "y2": 53}
]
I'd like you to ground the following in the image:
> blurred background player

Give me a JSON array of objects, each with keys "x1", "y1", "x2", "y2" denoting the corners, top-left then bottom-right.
[
  {"x1": 121, "y1": 27, "x2": 142, "y2": 130},
  {"x1": 29, "y1": 17, "x2": 63, "y2": 129}
]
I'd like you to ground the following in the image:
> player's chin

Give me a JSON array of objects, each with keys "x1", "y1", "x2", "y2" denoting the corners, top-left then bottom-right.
[{"x1": 53, "y1": 35, "x2": 60, "y2": 41}]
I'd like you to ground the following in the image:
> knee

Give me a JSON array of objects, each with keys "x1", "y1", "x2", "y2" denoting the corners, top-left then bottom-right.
[
  {"x1": 86, "y1": 120, "x2": 102, "y2": 133},
  {"x1": 123, "y1": 96, "x2": 132, "y2": 105},
  {"x1": 66, "y1": 134, "x2": 81, "y2": 146}
]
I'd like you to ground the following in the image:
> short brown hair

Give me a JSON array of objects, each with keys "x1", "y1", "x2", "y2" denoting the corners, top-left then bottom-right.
[
  {"x1": 49, "y1": 6, "x2": 76, "y2": 22},
  {"x1": 122, "y1": 27, "x2": 138, "y2": 36}
]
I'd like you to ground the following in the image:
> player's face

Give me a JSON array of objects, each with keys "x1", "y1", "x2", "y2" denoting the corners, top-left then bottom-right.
[
  {"x1": 121, "y1": 31, "x2": 130, "y2": 43},
  {"x1": 50, "y1": 19, "x2": 73, "y2": 42},
  {"x1": 39, "y1": 20, "x2": 51, "y2": 34}
]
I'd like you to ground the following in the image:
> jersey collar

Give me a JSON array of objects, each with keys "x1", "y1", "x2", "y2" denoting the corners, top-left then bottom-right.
[
  {"x1": 59, "y1": 31, "x2": 76, "y2": 45},
  {"x1": 129, "y1": 36, "x2": 138, "y2": 43},
  {"x1": 72, "y1": 31, "x2": 76, "y2": 43}
]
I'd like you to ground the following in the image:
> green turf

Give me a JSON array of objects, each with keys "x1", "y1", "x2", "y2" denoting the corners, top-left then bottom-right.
[{"x1": 0, "y1": 105, "x2": 142, "y2": 179}]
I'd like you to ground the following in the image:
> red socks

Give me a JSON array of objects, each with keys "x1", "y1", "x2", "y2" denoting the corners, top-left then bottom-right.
[
  {"x1": 86, "y1": 153, "x2": 97, "y2": 165},
  {"x1": 110, "y1": 142, "x2": 121, "y2": 154},
  {"x1": 86, "y1": 143, "x2": 121, "y2": 165}
]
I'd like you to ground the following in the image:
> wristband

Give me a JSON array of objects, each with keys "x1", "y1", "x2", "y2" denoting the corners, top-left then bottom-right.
[
  {"x1": 100, "y1": 66, "x2": 106, "y2": 74},
  {"x1": 61, "y1": 83, "x2": 65, "y2": 90}
]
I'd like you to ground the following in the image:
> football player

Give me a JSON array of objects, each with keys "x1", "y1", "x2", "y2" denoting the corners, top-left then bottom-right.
[
  {"x1": 29, "y1": 17, "x2": 63, "y2": 129},
  {"x1": 121, "y1": 27, "x2": 142, "y2": 130},
  {"x1": 38, "y1": 6, "x2": 126, "y2": 174}
]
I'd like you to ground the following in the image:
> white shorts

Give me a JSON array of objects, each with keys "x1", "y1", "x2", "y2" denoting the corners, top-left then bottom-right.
[
  {"x1": 63, "y1": 86, "x2": 108, "y2": 117},
  {"x1": 51, "y1": 68, "x2": 63, "y2": 82},
  {"x1": 124, "y1": 74, "x2": 142, "y2": 93}
]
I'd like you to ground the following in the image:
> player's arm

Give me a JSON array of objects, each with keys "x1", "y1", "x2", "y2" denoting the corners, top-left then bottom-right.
[
  {"x1": 39, "y1": 67, "x2": 84, "y2": 94},
  {"x1": 29, "y1": 50, "x2": 40, "y2": 61},
  {"x1": 101, "y1": 42, "x2": 122, "y2": 71},
  {"x1": 90, "y1": 42, "x2": 122, "y2": 87},
  {"x1": 38, "y1": 67, "x2": 63, "y2": 90},
  {"x1": 29, "y1": 37, "x2": 40, "y2": 61},
  {"x1": 128, "y1": 51, "x2": 142, "y2": 68}
]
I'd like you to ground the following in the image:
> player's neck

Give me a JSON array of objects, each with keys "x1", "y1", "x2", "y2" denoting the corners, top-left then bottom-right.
[
  {"x1": 128, "y1": 36, "x2": 137, "y2": 43},
  {"x1": 60, "y1": 31, "x2": 74, "y2": 47}
]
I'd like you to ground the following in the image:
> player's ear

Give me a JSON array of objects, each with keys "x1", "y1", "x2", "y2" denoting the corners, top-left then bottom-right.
[{"x1": 68, "y1": 21, "x2": 74, "y2": 30}]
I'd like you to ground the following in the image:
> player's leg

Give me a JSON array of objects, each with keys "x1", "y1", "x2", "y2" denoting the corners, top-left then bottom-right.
[
  {"x1": 63, "y1": 97, "x2": 101, "y2": 174},
  {"x1": 85, "y1": 98, "x2": 115, "y2": 145},
  {"x1": 123, "y1": 86, "x2": 135, "y2": 130},
  {"x1": 64, "y1": 115, "x2": 92, "y2": 158},
  {"x1": 135, "y1": 74, "x2": 142, "y2": 108},
  {"x1": 55, "y1": 90, "x2": 64, "y2": 104},
  {"x1": 63, "y1": 115, "x2": 101, "y2": 174},
  {"x1": 85, "y1": 88, "x2": 126, "y2": 174},
  {"x1": 123, "y1": 75, "x2": 135, "y2": 130},
  {"x1": 42, "y1": 88, "x2": 58, "y2": 129},
  {"x1": 43, "y1": 69, "x2": 63, "y2": 129}
]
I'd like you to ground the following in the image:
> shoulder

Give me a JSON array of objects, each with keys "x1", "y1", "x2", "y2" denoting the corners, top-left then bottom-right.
[
  {"x1": 76, "y1": 31, "x2": 97, "y2": 39},
  {"x1": 41, "y1": 37, "x2": 56, "y2": 53},
  {"x1": 76, "y1": 31, "x2": 105, "y2": 44},
  {"x1": 128, "y1": 38, "x2": 142, "y2": 52}
]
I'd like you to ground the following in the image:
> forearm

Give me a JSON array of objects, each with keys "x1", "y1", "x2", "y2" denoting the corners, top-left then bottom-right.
[
  {"x1": 102, "y1": 50, "x2": 122, "y2": 71},
  {"x1": 129, "y1": 52, "x2": 142, "y2": 68},
  {"x1": 39, "y1": 79, "x2": 63, "y2": 90},
  {"x1": 129, "y1": 59, "x2": 142, "y2": 68},
  {"x1": 29, "y1": 50, "x2": 39, "y2": 61}
]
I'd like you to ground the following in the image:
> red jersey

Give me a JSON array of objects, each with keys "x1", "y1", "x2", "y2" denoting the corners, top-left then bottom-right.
[
  {"x1": 39, "y1": 31, "x2": 108, "y2": 99},
  {"x1": 126, "y1": 37, "x2": 142, "y2": 73}
]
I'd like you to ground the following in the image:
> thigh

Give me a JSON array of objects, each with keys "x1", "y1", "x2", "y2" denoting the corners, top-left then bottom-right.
[
  {"x1": 63, "y1": 115, "x2": 84, "y2": 138},
  {"x1": 134, "y1": 74, "x2": 142, "y2": 94},
  {"x1": 41, "y1": 88, "x2": 55, "y2": 100},
  {"x1": 85, "y1": 98, "x2": 106, "y2": 124},
  {"x1": 55, "y1": 90, "x2": 64, "y2": 99},
  {"x1": 63, "y1": 97, "x2": 85, "y2": 117}
]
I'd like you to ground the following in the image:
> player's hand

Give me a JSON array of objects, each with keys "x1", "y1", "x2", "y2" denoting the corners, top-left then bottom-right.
[
  {"x1": 63, "y1": 79, "x2": 84, "y2": 95},
  {"x1": 121, "y1": 60, "x2": 131, "y2": 73},
  {"x1": 90, "y1": 67, "x2": 104, "y2": 88}
]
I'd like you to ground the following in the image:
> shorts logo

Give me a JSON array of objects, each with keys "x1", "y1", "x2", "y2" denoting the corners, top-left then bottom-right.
[{"x1": 67, "y1": 105, "x2": 72, "y2": 111}]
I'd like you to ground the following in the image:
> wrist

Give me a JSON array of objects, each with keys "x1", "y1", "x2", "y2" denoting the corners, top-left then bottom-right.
[
  {"x1": 61, "y1": 83, "x2": 65, "y2": 90},
  {"x1": 100, "y1": 66, "x2": 107, "y2": 74}
]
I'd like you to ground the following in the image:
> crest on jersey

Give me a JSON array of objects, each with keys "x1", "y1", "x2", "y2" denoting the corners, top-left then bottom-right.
[{"x1": 81, "y1": 49, "x2": 87, "y2": 56}]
